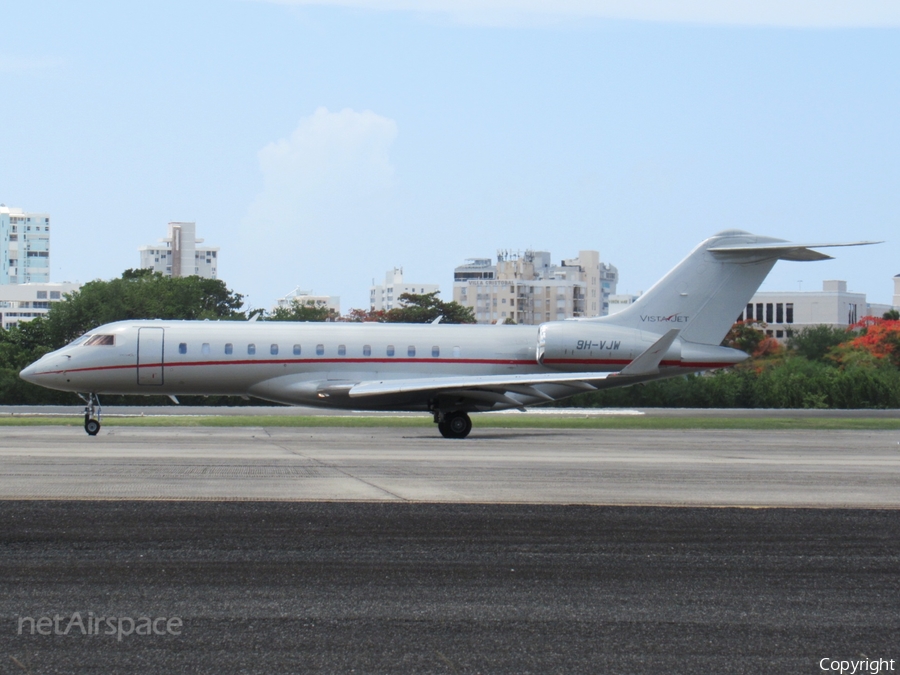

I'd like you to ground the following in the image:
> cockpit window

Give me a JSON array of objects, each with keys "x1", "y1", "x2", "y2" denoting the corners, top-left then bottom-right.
[
  {"x1": 84, "y1": 335, "x2": 115, "y2": 346},
  {"x1": 67, "y1": 334, "x2": 91, "y2": 348}
]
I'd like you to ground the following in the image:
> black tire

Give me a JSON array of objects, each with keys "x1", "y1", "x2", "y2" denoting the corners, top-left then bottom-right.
[
  {"x1": 439, "y1": 412, "x2": 472, "y2": 439},
  {"x1": 85, "y1": 419, "x2": 101, "y2": 436}
]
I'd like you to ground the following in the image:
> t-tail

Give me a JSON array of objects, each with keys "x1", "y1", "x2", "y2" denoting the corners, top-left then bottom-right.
[{"x1": 595, "y1": 229, "x2": 879, "y2": 346}]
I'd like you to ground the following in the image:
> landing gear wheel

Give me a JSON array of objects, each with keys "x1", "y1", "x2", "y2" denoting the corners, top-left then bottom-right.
[
  {"x1": 438, "y1": 411, "x2": 472, "y2": 439},
  {"x1": 79, "y1": 392, "x2": 102, "y2": 436}
]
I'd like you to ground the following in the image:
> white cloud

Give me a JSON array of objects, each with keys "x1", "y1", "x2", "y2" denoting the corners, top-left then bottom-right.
[
  {"x1": 242, "y1": 107, "x2": 398, "y2": 307},
  {"x1": 253, "y1": 106, "x2": 397, "y2": 213},
  {"x1": 261, "y1": 0, "x2": 900, "y2": 28}
]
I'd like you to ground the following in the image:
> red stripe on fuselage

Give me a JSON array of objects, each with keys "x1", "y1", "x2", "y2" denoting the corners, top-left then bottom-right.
[
  {"x1": 33, "y1": 357, "x2": 536, "y2": 376},
  {"x1": 31, "y1": 356, "x2": 731, "y2": 377}
]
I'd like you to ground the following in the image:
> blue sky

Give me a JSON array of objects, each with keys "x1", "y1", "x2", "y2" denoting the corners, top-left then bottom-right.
[{"x1": 2, "y1": 1, "x2": 898, "y2": 311}]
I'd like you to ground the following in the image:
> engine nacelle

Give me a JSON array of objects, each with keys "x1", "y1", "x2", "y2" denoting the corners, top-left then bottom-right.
[{"x1": 537, "y1": 322, "x2": 679, "y2": 372}]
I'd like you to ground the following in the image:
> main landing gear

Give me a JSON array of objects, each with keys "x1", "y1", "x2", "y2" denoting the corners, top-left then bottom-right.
[
  {"x1": 79, "y1": 393, "x2": 101, "y2": 436},
  {"x1": 435, "y1": 411, "x2": 472, "y2": 439}
]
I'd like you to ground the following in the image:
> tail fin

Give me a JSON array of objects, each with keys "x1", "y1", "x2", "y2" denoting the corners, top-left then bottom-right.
[{"x1": 596, "y1": 229, "x2": 878, "y2": 346}]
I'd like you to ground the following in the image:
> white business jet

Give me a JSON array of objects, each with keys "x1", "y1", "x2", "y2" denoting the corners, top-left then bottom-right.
[{"x1": 19, "y1": 230, "x2": 874, "y2": 437}]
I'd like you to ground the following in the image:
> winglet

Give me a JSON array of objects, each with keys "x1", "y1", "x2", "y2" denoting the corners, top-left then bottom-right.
[{"x1": 618, "y1": 329, "x2": 680, "y2": 377}]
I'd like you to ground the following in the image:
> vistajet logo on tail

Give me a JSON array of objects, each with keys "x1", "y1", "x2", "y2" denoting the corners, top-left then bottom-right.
[{"x1": 640, "y1": 313, "x2": 689, "y2": 323}]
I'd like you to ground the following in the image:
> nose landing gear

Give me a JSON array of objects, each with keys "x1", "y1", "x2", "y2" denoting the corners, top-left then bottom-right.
[{"x1": 79, "y1": 393, "x2": 102, "y2": 436}]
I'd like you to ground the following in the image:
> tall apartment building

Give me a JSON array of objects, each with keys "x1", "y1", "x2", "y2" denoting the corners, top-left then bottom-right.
[
  {"x1": 370, "y1": 268, "x2": 440, "y2": 312},
  {"x1": 452, "y1": 249, "x2": 618, "y2": 325},
  {"x1": 0, "y1": 205, "x2": 51, "y2": 284},
  {"x1": 138, "y1": 222, "x2": 219, "y2": 279}
]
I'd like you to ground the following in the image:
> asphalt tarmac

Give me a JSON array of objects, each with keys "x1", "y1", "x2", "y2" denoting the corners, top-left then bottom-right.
[
  {"x1": 0, "y1": 426, "x2": 896, "y2": 507},
  {"x1": 2, "y1": 501, "x2": 898, "y2": 675},
  {"x1": 0, "y1": 424, "x2": 898, "y2": 674}
]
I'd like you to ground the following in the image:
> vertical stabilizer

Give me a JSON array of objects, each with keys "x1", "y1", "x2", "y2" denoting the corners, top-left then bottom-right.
[{"x1": 595, "y1": 230, "x2": 874, "y2": 346}]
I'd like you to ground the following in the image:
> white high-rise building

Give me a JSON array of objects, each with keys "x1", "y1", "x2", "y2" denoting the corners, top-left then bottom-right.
[
  {"x1": 139, "y1": 222, "x2": 219, "y2": 279},
  {"x1": 452, "y1": 249, "x2": 618, "y2": 325},
  {"x1": 0, "y1": 205, "x2": 51, "y2": 284},
  {"x1": 370, "y1": 268, "x2": 440, "y2": 312}
]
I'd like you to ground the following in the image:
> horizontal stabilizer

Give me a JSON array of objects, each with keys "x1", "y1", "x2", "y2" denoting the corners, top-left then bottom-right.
[{"x1": 708, "y1": 240, "x2": 881, "y2": 262}]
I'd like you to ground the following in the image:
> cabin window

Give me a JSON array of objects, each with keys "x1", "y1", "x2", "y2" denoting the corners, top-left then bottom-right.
[
  {"x1": 248, "y1": 343, "x2": 256, "y2": 355},
  {"x1": 201, "y1": 343, "x2": 211, "y2": 355},
  {"x1": 84, "y1": 335, "x2": 115, "y2": 346},
  {"x1": 432, "y1": 346, "x2": 440, "y2": 357},
  {"x1": 178, "y1": 343, "x2": 187, "y2": 354},
  {"x1": 386, "y1": 345, "x2": 395, "y2": 357},
  {"x1": 452, "y1": 346, "x2": 461, "y2": 357},
  {"x1": 270, "y1": 344, "x2": 279, "y2": 355},
  {"x1": 293, "y1": 344, "x2": 301, "y2": 355},
  {"x1": 408, "y1": 345, "x2": 416, "y2": 357},
  {"x1": 338, "y1": 344, "x2": 346, "y2": 356},
  {"x1": 225, "y1": 343, "x2": 233, "y2": 355},
  {"x1": 316, "y1": 344, "x2": 324, "y2": 356},
  {"x1": 363, "y1": 344, "x2": 371, "y2": 356}
]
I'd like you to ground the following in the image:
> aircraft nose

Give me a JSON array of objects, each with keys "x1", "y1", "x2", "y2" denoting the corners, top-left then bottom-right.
[{"x1": 19, "y1": 362, "x2": 40, "y2": 384}]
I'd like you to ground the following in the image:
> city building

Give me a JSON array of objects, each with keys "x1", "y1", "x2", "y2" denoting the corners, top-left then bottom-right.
[
  {"x1": 739, "y1": 280, "x2": 891, "y2": 340},
  {"x1": 0, "y1": 282, "x2": 81, "y2": 330},
  {"x1": 452, "y1": 249, "x2": 618, "y2": 324},
  {"x1": 0, "y1": 205, "x2": 51, "y2": 284},
  {"x1": 138, "y1": 222, "x2": 219, "y2": 279},
  {"x1": 274, "y1": 287, "x2": 340, "y2": 315},
  {"x1": 370, "y1": 268, "x2": 440, "y2": 312},
  {"x1": 894, "y1": 274, "x2": 900, "y2": 309}
]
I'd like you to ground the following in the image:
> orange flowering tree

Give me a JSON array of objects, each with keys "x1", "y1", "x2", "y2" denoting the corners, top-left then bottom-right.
[
  {"x1": 722, "y1": 320, "x2": 781, "y2": 358},
  {"x1": 847, "y1": 316, "x2": 900, "y2": 367}
]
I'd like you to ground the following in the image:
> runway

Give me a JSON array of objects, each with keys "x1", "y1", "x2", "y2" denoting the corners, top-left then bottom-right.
[
  {"x1": 0, "y1": 426, "x2": 897, "y2": 507},
  {"x1": 2, "y1": 502, "x2": 898, "y2": 675},
  {"x1": 1, "y1": 425, "x2": 898, "y2": 674}
]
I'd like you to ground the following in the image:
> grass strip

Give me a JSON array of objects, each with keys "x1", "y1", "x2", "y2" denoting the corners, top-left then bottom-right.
[{"x1": 0, "y1": 415, "x2": 898, "y2": 430}]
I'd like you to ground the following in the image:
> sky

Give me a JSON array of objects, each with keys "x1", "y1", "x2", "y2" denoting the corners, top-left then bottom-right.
[{"x1": 2, "y1": 1, "x2": 899, "y2": 312}]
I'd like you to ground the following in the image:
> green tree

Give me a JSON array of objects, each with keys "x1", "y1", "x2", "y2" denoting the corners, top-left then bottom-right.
[
  {"x1": 267, "y1": 301, "x2": 338, "y2": 322},
  {"x1": 349, "y1": 292, "x2": 475, "y2": 324},
  {"x1": 787, "y1": 325, "x2": 850, "y2": 362},
  {"x1": 37, "y1": 270, "x2": 245, "y2": 347}
]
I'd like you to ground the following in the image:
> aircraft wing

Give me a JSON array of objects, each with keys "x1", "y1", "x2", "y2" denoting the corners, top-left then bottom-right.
[
  {"x1": 348, "y1": 371, "x2": 614, "y2": 398},
  {"x1": 348, "y1": 329, "x2": 681, "y2": 408}
]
